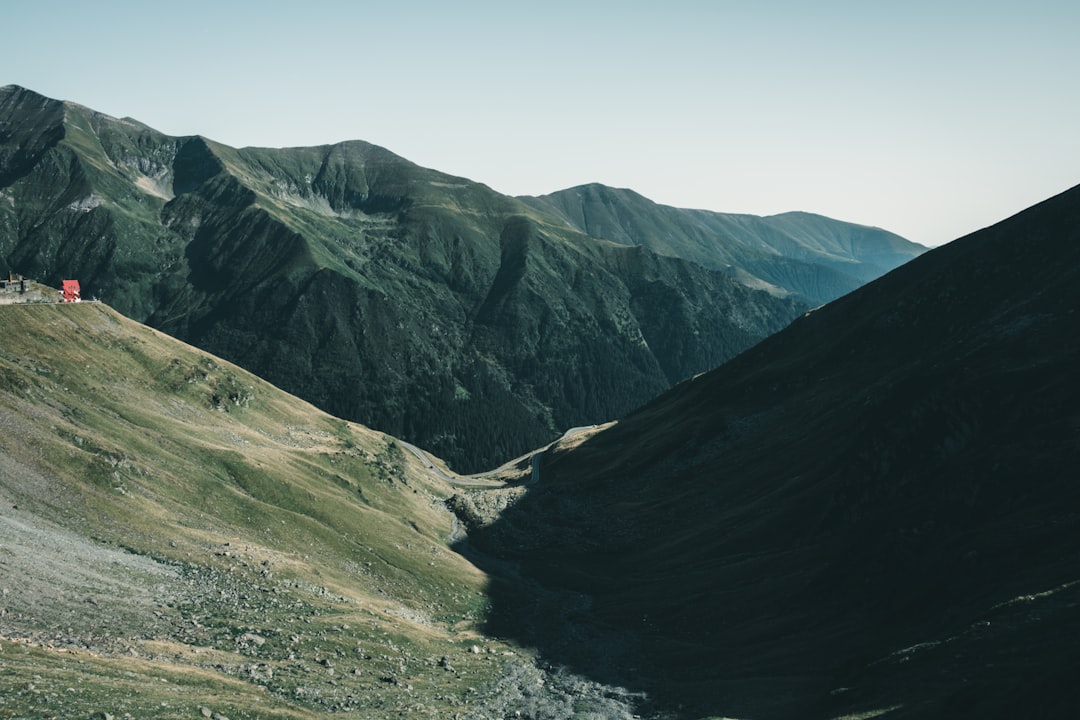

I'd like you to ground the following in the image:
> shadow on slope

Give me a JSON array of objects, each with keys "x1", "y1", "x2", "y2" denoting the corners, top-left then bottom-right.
[{"x1": 464, "y1": 182, "x2": 1080, "y2": 719}]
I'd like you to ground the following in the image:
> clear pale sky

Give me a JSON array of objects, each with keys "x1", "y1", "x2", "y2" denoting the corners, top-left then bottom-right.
[{"x1": 4, "y1": 0, "x2": 1078, "y2": 246}]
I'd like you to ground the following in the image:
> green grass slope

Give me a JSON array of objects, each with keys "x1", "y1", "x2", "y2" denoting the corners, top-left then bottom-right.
[
  {"x1": 0, "y1": 302, "x2": 642, "y2": 719},
  {"x1": 468, "y1": 182, "x2": 1080, "y2": 718}
]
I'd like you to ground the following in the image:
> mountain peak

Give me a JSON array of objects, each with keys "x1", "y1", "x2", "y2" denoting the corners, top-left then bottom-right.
[{"x1": 1, "y1": 83, "x2": 38, "y2": 97}]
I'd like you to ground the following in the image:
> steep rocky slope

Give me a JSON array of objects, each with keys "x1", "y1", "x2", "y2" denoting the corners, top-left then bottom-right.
[
  {"x1": 465, "y1": 182, "x2": 1080, "y2": 718},
  {"x1": 0, "y1": 85, "x2": 915, "y2": 471}
]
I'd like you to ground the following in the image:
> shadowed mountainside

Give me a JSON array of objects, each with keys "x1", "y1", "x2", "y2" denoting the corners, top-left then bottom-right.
[
  {"x1": 0, "y1": 84, "x2": 919, "y2": 472},
  {"x1": 463, "y1": 182, "x2": 1080, "y2": 718}
]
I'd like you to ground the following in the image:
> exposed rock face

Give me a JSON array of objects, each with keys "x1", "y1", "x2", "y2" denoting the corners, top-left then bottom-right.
[{"x1": 0, "y1": 85, "x2": 915, "y2": 471}]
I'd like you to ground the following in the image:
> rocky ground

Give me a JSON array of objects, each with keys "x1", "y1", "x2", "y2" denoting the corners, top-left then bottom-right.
[{"x1": 0, "y1": 479, "x2": 651, "y2": 720}]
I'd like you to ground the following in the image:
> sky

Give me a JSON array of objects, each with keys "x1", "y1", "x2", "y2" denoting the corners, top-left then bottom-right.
[{"x1": 3, "y1": 0, "x2": 1079, "y2": 247}]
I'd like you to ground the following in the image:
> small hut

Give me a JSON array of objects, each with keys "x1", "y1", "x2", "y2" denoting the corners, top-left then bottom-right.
[{"x1": 61, "y1": 280, "x2": 81, "y2": 303}]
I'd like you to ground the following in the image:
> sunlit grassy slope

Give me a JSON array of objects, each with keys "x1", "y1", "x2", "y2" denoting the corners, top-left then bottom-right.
[{"x1": 0, "y1": 302, "x2": 528, "y2": 718}]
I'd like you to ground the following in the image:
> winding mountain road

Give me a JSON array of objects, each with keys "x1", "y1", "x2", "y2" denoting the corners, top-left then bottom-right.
[
  {"x1": 398, "y1": 440, "x2": 500, "y2": 544},
  {"x1": 403, "y1": 425, "x2": 599, "y2": 489},
  {"x1": 401, "y1": 426, "x2": 600, "y2": 543},
  {"x1": 398, "y1": 440, "x2": 503, "y2": 488}
]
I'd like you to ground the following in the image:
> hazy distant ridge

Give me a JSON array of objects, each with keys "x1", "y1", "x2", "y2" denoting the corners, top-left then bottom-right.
[{"x1": 523, "y1": 183, "x2": 924, "y2": 304}]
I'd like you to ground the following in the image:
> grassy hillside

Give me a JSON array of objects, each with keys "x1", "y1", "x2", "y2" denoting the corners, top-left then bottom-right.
[
  {"x1": 0, "y1": 302, "x2": 643, "y2": 719},
  {"x1": 463, "y1": 182, "x2": 1080, "y2": 718}
]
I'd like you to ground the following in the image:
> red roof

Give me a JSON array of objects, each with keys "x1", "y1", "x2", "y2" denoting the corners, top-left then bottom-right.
[{"x1": 61, "y1": 279, "x2": 81, "y2": 302}]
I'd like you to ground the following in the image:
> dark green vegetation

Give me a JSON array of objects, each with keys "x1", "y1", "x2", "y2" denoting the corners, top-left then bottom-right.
[
  {"x1": 0, "y1": 302, "x2": 645, "y2": 719},
  {"x1": 0, "y1": 85, "x2": 920, "y2": 472},
  {"x1": 466, "y1": 183, "x2": 1080, "y2": 718}
]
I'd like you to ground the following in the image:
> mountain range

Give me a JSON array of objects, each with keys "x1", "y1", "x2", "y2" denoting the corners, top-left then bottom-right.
[
  {"x1": 0, "y1": 83, "x2": 1076, "y2": 716},
  {"x1": 0, "y1": 84, "x2": 924, "y2": 472}
]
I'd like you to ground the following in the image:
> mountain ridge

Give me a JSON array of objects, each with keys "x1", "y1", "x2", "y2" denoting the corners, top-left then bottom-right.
[{"x1": 521, "y1": 182, "x2": 925, "y2": 304}]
